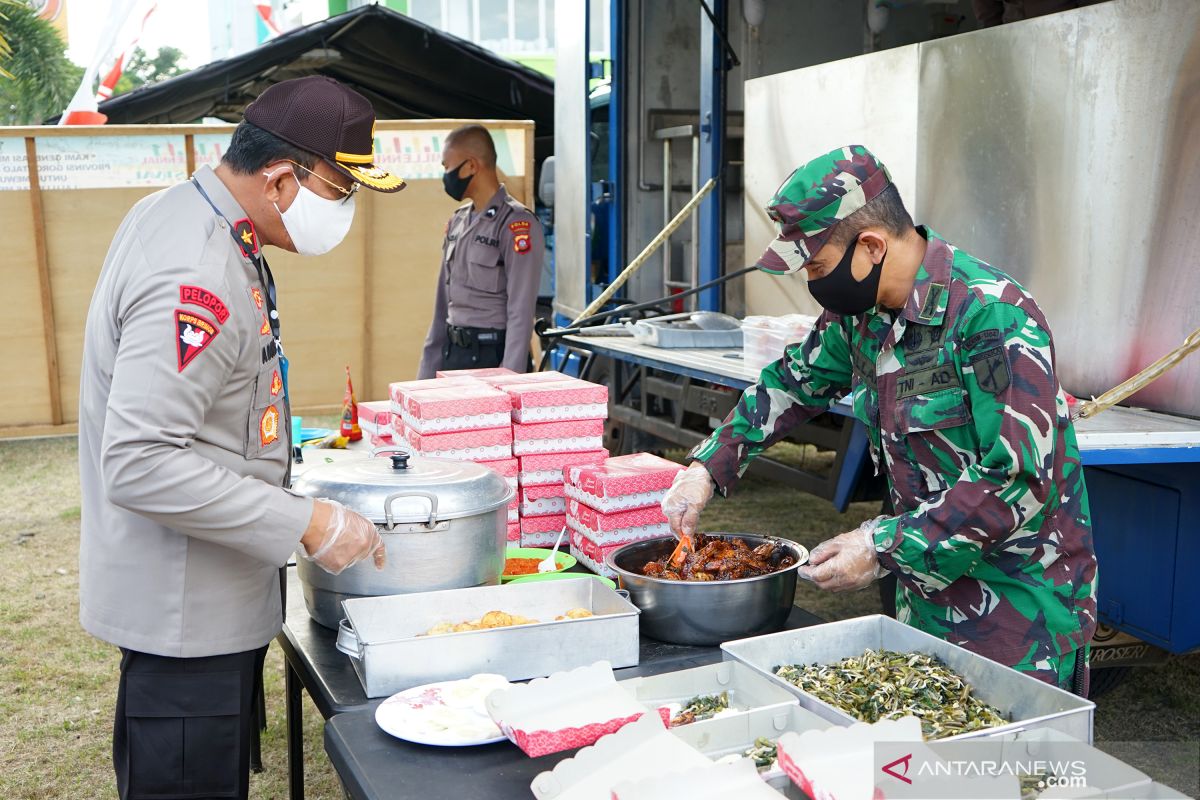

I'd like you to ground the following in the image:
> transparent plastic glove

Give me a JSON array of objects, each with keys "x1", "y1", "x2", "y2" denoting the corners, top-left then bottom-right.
[
  {"x1": 304, "y1": 499, "x2": 387, "y2": 576},
  {"x1": 798, "y1": 516, "x2": 889, "y2": 592},
  {"x1": 661, "y1": 463, "x2": 716, "y2": 540}
]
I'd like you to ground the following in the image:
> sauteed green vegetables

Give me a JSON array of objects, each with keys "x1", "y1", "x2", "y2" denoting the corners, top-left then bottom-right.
[{"x1": 773, "y1": 649, "x2": 1007, "y2": 739}]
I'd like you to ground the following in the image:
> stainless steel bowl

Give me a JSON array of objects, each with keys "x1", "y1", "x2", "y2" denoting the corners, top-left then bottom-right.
[{"x1": 605, "y1": 533, "x2": 808, "y2": 646}]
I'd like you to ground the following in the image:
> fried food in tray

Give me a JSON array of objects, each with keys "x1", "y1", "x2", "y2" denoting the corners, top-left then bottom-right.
[
  {"x1": 421, "y1": 608, "x2": 592, "y2": 636},
  {"x1": 641, "y1": 533, "x2": 798, "y2": 581}
]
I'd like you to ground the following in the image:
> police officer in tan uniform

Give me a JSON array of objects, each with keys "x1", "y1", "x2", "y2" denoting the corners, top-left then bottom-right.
[
  {"x1": 78, "y1": 76, "x2": 403, "y2": 799},
  {"x1": 417, "y1": 124, "x2": 545, "y2": 377}
]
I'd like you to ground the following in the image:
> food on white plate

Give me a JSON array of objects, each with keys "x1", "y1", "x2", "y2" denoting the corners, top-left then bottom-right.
[{"x1": 379, "y1": 674, "x2": 512, "y2": 744}]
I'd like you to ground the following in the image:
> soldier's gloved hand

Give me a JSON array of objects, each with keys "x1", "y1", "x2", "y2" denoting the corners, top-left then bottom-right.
[
  {"x1": 798, "y1": 517, "x2": 888, "y2": 592},
  {"x1": 661, "y1": 463, "x2": 716, "y2": 540},
  {"x1": 301, "y1": 499, "x2": 387, "y2": 575}
]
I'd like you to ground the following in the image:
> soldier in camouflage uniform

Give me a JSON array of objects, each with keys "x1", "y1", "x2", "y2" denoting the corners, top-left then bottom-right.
[{"x1": 663, "y1": 145, "x2": 1097, "y2": 692}]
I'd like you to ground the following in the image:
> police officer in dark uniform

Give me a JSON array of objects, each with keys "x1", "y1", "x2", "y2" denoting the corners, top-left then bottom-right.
[{"x1": 417, "y1": 124, "x2": 544, "y2": 377}]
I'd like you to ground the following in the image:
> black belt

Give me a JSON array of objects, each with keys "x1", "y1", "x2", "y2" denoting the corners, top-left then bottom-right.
[{"x1": 447, "y1": 324, "x2": 504, "y2": 347}]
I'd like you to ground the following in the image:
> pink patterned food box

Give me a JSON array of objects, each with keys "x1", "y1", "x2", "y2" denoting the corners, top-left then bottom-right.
[
  {"x1": 436, "y1": 367, "x2": 516, "y2": 378},
  {"x1": 512, "y1": 419, "x2": 606, "y2": 456},
  {"x1": 482, "y1": 370, "x2": 573, "y2": 388},
  {"x1": 506, "y1": 521, "x2": 521, "y2": 543},
  {"x1": 520, "y1": 513, "x2": 567, "y2": 548},
  {"x1": 520, "y1": 484, "x2": 566, "y2": 517},
  {"x1": 356, "y1": 400, "x2": 392, "y2": 441},
  {"x1": 518, "y1": 450, "x2": 608, "y2": 488},
  {"x1": 565, "y1": 453, "x2": 683, "y2": 512},
  {"x1": 569, "y1": 528, "x2": 622, "y2": 579},
  {"x1": 397, "y1": 384, "x2": 514, "y2": 434},
  {"x1": 388, "y1": 376, "x2": 482, "y2": 405},
  {"x1": 478, "y1": 458, "x2": 520, "y2": 519},
  {"x1": 566, "y1": 498, "x2": 670, "y2": 546},
  {"x1": 504, "y1": 380, "x2": 609, "y2": 423},
  {"x1": 485, "y1": 662, "x2": 668, "y2": 759},
  {"x1": 403, "y1": 426, "x2": 512, "y2": 461}
]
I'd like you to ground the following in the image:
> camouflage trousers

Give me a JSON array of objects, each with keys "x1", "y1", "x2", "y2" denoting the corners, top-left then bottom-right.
[{"x1": 1016, "y1": 644, "x2": 1090, "y2": 697}]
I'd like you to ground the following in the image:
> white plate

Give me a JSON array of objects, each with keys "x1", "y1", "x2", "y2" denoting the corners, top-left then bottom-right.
[{"x1": 374, "y1": 674, "x2": 512, "y2": 747}]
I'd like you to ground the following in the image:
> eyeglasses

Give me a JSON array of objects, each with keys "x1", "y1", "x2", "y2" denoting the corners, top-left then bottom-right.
[{"x1": 283, "y1": 159, "x2": 361, "y2": 205}]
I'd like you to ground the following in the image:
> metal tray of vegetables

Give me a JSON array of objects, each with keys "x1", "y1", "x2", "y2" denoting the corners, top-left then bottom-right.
[
  {"x1": 668, "y1": 704, "x2": 831, "y2": 798},
  {"x1": 616, "y1": 661, "x2": 799, "y2": 727},
  {"x1": 721, "y1": 614, "x2": 1094, "y2": 742}
]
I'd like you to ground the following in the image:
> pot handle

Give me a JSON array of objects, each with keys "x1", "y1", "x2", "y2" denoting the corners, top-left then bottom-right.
[
  {"x1": 336, "y1": 618, "x2": 363, "y2": 660},
  {"x1": 383, "y1": 490, "x2": 439, "y2": 530}
]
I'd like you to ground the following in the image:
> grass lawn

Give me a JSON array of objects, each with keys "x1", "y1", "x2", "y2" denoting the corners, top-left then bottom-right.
[{"x1": 0, "y1": 435, "x2": 1196, "y2": 798}]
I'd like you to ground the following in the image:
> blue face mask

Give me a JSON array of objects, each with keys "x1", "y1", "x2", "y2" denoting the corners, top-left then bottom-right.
[
  {"x1": 442, "y1": 160, "x2": 473, "y2": 201},
  {"x1": 806, "y1": 238, "x2": 884, "y2": 316}
]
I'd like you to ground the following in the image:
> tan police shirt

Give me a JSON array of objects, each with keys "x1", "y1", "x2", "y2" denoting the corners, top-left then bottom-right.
[
  {"x1": 417, "y1": 185, "x2": 544, "y2": 378},
  {"x1": 78, "y1": 165, "x2": 313, "y2": 658}
]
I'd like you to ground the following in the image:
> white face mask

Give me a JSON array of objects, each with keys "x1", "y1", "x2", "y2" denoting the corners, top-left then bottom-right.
[{"x1": 265, "y1": 169, "x2": 356, "y2": 256}]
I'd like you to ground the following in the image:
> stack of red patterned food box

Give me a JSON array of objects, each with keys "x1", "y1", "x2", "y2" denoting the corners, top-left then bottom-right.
[
  {"x1": 387, "y1": 371, "x2": 520, "y2": 535},
  {"x1": 355, "y1": 400, "x2": 393, "y2": 446},
  {"x1": 495, "y1": 376, "x2": 610, "y2": 548},
  {"x1": 564, "y1": 453, "x2": 684, "y2": 577},
  {"x1": 376, "y1": 368, "x2": 614, "y2": 551}
]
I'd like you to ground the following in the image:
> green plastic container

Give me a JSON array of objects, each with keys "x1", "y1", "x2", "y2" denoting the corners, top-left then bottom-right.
[
  {"x1": 507, "y1": 570, "x2": 617, "y2": 590},
  {"x1": 500, "y1": 547, "x2": 577, "y2": 582}
]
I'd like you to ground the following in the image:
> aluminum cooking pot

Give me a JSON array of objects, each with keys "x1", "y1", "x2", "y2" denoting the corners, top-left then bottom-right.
[
  {"x1": 605, "y1": 533, "x2": 808, "y2": 646},
  {"x1": 292, "y1": 448, "x2": 514, "y2": 628}
]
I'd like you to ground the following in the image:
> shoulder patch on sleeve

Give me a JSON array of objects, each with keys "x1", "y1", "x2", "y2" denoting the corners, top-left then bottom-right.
[
  {"x1": 509, "y1": 219, "x2": 531, "y2": 234},
  {"x1": 175, "y1": 309, "x2": 220, "y2": 372},
  {"x1": 179, "y1": 285, "x2": 230, "y2": 324},
  {"x1": 962, "y1": 328, "x2": 1002, "y2": 353},
  {"x1": 970, "y1": 346, "x2": 1010, "y2": 395}
]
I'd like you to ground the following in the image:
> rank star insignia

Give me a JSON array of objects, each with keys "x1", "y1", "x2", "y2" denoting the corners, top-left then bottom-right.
[
  {"x1": 250, "y1": 286, "x2": 264, "y2": 309},
  {"x1": 260, "y1": 405, "x2": 280, "y2": 446},
  {"x1": 232, "y1": 218, "x2": 259, "y2": 257},
  {"x1": 270, "y1": 370, "x2": 282, "y2": 398},
  {"x1": 175, "y1": 309, "x2": 220, "y2": 372}
]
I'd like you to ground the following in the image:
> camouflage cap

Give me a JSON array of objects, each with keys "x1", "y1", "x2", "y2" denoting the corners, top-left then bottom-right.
[{"x1": 755, "y1": 144, "x2": 893, "y2": 275}]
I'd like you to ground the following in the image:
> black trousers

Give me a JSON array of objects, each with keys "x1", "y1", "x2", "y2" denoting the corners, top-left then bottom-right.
[
  {"x1": 441, "y1": 338, "x2": 505, "y2": 371},
  {"x1": 113, "y1": 645, "x2": 268, "y2": 800}
]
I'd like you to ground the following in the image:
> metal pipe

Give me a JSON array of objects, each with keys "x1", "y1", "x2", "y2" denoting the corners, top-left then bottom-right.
[
  {"x1": 690, "y1": 131, "x2": 700, "y2": 310},
  {"x1": 550, "y1": 264, "x2": 756, "y2": 337},
  {"x1": 662, "y1": 137, "x2": 672, "y2": 299},
  {"x1": 571, "y1": 177, "x2": 717, "y2": 325}
]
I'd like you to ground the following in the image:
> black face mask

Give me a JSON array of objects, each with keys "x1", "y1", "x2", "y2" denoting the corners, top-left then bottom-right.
[
  {"x1": 442, "y1": 160, "x2": 473, "y2": 201},
  {"x1": 806, "y1": 238, "x2": 884, "y2": 316}
]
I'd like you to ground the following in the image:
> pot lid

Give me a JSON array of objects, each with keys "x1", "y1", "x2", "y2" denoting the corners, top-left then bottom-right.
[{"x1": 290, "y1": 450, "x2": 513, "y2": 524}]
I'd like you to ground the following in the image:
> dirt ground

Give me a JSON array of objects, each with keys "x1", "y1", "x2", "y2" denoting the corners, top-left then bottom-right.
[{"x1": 0, "y1": 435, "x2": 1196, "y2": 799}]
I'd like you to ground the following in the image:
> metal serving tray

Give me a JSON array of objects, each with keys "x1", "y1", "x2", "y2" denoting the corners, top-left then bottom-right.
[
  {"x1": 721, "y1": 614, "x2": 1094, "y2": 742},
  {"x1": 337, "y1": 580, "x2": 640, "y2": 697},
  {"x1": 617, "y1": 661, "x2": 799, "y2": 720},
  {"x1": 669, "y1": 704, "x2": 832, "y2": 798}
]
